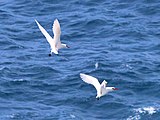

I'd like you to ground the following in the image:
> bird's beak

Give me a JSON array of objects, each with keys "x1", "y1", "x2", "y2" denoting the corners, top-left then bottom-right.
[
  {"x1": 113, "y1": 88, "x2": 118, "y2": 90},
  {"x1": 66, "y1": 45, "x2": 70, "y2": 48}
]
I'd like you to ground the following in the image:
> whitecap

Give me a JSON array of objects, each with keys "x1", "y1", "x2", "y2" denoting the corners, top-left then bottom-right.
[
  {"x1": 126, "y1": 106, "x2": 159, "y2": 120},
  {"x1": 70, "y1": 114, "x2": 76, "y2": 118},
  {"x1": 13, "y1": 79, "x2": 25, "y2": 82},
  {"x1": 121, "y1": 63, "x2": 133, "y2": 70},
  {"x1": 95, "y1": 62, "x2": 99, "y2": 69},
  {"x1": 134, "y1": 106, "x2": 157, "y2": 115},
  {"x1": 127, "y1": 114, "x2": 141, "y2": 120}
]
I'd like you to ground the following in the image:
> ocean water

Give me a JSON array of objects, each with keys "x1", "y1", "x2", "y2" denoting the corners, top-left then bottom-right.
[{"x1": 0, "y1": 0, "x2": 160, "y2": 119}]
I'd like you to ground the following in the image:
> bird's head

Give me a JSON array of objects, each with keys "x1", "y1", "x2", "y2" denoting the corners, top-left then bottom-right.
[
  {"x1": 106, "y1": 87, "x2": 118, "y2": 92},
  {"x1": 112, "y1": 87, "x2": 118, "y2": 90},
  {"x1": 61, "y1": 44, "x2": 70, "y2": 48}
]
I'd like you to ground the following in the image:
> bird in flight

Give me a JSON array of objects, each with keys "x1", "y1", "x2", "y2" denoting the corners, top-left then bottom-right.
[
  {"x1": 35, "y1": 19, "x2": 69, "y2": 56},
  {"x1": 80, "y1": 73, "x2": 118, "y2": 100}
]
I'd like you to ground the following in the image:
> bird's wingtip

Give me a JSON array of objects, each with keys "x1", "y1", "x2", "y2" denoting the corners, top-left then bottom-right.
[
  {"x1": 80, "y1": 73, "x2": 82, "y2": 76},
  {"x1": 80, "y1": 73, "x2": 87, "y2": 78},
  {"x1": 54, "y1": 19, "x2": 59, "y2": 23},
  {"x1": 55, "y1": 18, "x2": 58, "y2": 21},
  {"x1": 80, "y1": 73, "x2": 84, "y2": 78},
  {"x1": 103, "y1": 80, "x2": 107, "y2": 83},
  {"x1": 80, "y1": 73, "x2": 84, "y2": 76},
  {"x1": 35, "y1": 19, "x2": 38, "y2": 24}
]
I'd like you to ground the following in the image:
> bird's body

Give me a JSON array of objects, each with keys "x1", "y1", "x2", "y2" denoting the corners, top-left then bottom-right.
[
  {"x1": 35, "y1": 19, "x2": 69, "y2": 56},
  {"x1": 80, "y1": 73, "x2": 118, "y2": 99}
]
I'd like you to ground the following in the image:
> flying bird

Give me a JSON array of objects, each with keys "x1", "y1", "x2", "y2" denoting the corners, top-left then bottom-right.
[
  {"x1": 80, "y1": 73, "x2": 118, "y2": 100},
  {"x1": 35, "y1": 19, "x2": 69, "y2": 56}
]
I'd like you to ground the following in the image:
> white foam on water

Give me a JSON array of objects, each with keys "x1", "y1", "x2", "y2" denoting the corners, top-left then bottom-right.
[
  {"x1": 95, "y1": 62, "x2": 98, "y2": 69},
  {"x1": 13, "y1": 79, "x2": 25, "y2": 82},
  {"x1": 134, "y1": 106, "x2": 157, "y2": 115},
  {"x1": 6, "y1": 113, "x2": 17, "y2": 119},
  {"x1": 127, "y1": 114, "x2": 141, "y2": 120},
  {"x1": 70, "y1": 114, "x2": 76, "y2": 119},
  {"x1": 125, "y1": 64, "x2": 133, "y2": 69},
  {"x1": 0, "y1": 66, "x2": 6, "y2": 70},
  {"x1": 121, "y1": 63, "x2": 133, "y2": 70},
  {"x1": 126, "y1": 106, "x2": 159, "y2": 120}
]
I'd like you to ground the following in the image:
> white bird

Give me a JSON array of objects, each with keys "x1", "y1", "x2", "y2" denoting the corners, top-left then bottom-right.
[
  {"x1": 80, "y1": 73, "x2": 118, "y2": 100},
  {"x1": 35, "y1": 19, "x2": 69, "y2": 56}
]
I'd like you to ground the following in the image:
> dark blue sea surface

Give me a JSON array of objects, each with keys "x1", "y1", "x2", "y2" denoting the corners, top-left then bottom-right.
[{"x1": 0, "y1": 0, "x2": 160, "y2": 119}]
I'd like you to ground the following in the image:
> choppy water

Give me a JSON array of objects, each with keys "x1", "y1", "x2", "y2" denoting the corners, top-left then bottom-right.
[{"x1": 0, "y1": 0, "x2": 160, "y2": 119}]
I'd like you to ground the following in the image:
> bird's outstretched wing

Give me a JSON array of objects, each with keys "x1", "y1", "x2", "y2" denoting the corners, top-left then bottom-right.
[
  {"x1": 35, "y1": 19, "x2": 54, "y2": 48},
  {"x1": 52, "y1": 19, "x2": 61, "y2": 48},
  {"x1": 80, "y1": 73, "x2": 101, "y2": 93}
]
